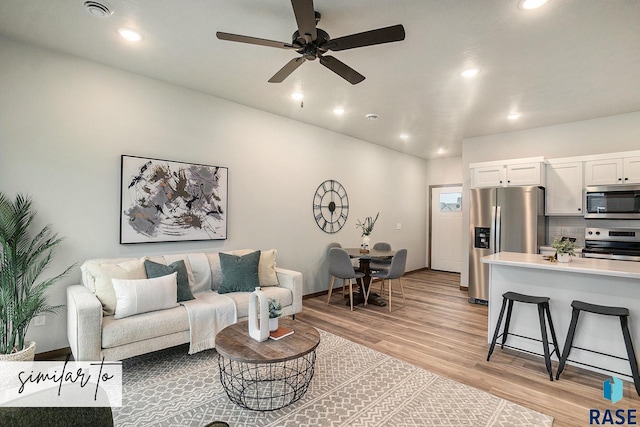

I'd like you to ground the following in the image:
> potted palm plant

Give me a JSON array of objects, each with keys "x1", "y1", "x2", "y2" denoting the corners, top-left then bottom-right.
[
  {"x1": 0, "y1": 193, "x2": 72, "y2": 360},
  {"x1": 551, "y1": 237, "x2": 578, "y2": 263}
]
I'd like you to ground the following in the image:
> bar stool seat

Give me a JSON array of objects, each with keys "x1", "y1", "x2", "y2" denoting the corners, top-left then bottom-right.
[
  {"x1": 487, "y1": 291, "x2": 560, "y2": 381},
  {"x1": 556, "y1": 300, "x2": 640, "y2": 396}
]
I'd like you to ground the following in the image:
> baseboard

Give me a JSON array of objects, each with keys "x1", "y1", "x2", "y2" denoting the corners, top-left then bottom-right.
[{"x1": 35, "y1": 347, "x2": 72, "y2": 361}]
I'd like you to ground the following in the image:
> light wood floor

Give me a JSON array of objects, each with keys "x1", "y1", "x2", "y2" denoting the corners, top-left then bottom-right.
[{"x1": 297, "y1": 269, "x2": 640, "y2": 427}]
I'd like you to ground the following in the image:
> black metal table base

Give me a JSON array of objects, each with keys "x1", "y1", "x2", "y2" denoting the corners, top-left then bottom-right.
[
  {"x1": 347, "y1": 292, "x2": 387, "y2": 307},
  {"x1": 218, "y1": 350, "x2": 317, "y2": 411}
]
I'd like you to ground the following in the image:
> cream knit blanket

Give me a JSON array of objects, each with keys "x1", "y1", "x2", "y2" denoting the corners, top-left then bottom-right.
[{"x1": 180, "y1": 291, "x2": 237, "y2": 354}]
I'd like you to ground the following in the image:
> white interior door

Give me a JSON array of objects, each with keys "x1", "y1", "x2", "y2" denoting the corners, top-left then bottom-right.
[{"x1": 430, "y1": 186, "x2": 463, "y2": 273}]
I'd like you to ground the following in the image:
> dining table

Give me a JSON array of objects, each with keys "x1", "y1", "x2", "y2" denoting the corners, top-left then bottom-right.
[{"x1": 343, "y1": 248, "x2": 395, "y2": 307}]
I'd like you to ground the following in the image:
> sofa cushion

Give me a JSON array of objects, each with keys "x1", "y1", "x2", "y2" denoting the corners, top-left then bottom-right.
[
  {"x1": 84, "y1": 257, "x2": 147, "y2": 315},
  {"x1": 102, "y1": 305, "x2": 189, "y2": 349},
  {"x1": 144, "y1": 259, "x2": 194, "y2": 302},
  {"x1": 226, "y1": 286, "x2": 293, "y2": 319},
  {"x1": 112, "y1": 273, "x2": 179, "y2": 320},
  {"x1": 225, "y1": 249, "x2": 279, "y2": 286},
  {"x1": 218, "y1": 250, "x2": 261, "y2": 294}
]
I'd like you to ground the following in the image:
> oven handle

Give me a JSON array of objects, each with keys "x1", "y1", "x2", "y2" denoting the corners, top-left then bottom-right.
[{"x1": 583, "y1": 252, "x2": 640, "y2": 262}]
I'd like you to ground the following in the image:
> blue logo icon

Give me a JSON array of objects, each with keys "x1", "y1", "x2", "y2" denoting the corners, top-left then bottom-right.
[{"x1": 603, "y1": 376, "x2": 623, "y2": 404}]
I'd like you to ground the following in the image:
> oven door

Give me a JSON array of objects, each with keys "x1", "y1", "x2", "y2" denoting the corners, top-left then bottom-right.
[
  {"x1": 584, "y1": 185, "x2": 640, "y2": 219},
  {"x1": 583, "y1": 240, "x2": 640, "y2": 261}
]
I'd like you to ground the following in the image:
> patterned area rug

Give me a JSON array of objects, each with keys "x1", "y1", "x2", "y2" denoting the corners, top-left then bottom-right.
[{"x1": 113, "y1": 329, "x2": 553, "y2": 426}]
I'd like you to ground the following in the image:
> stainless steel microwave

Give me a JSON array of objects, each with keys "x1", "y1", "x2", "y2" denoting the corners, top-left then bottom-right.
[{"x1": 584, "y1": 185, "x2": 640, "y2": 219}]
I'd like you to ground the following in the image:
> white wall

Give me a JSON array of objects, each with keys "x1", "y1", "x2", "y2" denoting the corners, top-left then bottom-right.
[
  {"x1": 460, "y1": 112, "x2": 640, "y2": 287},
  {"x1": 0, "y1": 37, "x2": 429, "y2": 352}
]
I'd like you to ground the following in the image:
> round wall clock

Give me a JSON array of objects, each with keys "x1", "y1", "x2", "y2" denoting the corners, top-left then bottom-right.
[{"x1": 313, "y1": 179, "x2": 349, "y2": 233}]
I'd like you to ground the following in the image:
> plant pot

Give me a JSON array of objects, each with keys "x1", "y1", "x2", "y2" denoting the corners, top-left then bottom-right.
[
  {"x1": 0, "y1": 341, "x2": 36, "y2": 361},
  {"x1": 269, "y1": 317, "x2": 279, "y2": 332},
  {"x1": 557, "y1": 253, "x2": 571, "y2": 263},
  {"x1": 362, "y1": 235, "x2": 371, "y2": 251}
]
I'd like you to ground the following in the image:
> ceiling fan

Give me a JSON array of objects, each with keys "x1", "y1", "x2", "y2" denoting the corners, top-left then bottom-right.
[{"x1": 216, "y1": 0, "x2": 405, "y2": 85}]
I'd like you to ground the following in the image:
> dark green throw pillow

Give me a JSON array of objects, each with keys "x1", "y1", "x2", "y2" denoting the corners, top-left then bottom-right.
[
  {"x1": 144, "y1": 259, "x2": 195, "y2": 302},
  {"x1": 218, "y1": 250, "x2": 261, "y2": 294}
]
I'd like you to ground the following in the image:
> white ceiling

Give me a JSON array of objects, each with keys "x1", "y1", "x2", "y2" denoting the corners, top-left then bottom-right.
[{"x1": 1, "y1": 0, "x2": 639, "y2": 160}]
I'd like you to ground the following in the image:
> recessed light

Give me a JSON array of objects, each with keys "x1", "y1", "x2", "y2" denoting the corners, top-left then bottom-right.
[
  {"x1": 399, "y1": 133, "x2": 409, "y2": 140},
  {"x1": 507, "y1": 112, "x2": 521, "y2": 120},
  {"x1": 365, "y1": 113, "x2": 379, "y2": 121},
  {"x1": 519, "y1": 0, "x2": 548, "y2": 10},
  {"x1": 461, "y1": 68, "x2": 479, "y2": 78},
  {"x1": 437, "y1": 148, "x2": 446, "y2": 155},
  {"x1": 291, "y1": 92, "x2": 304, "y2": 101},
  {"x1": 118, "y1": 28, "x2": 143, "y2": 42},
  {"x1": 333, "y1": 107, "x2": 345, "y2": 115}
]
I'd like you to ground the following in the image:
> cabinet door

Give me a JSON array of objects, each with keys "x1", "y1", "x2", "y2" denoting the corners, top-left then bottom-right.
[
  {"x1": 623, "y1": 156, "x2": 640, "y2": 184},
  {"x1": 545, "y1": 162, "x2": 583, "y2": 216},
  {"x1": 505, "y1": 163, "x2": 543, "y2": 186},
  {"x1": 471, "y1": 166, "x2": 505, "y2": 188},
  {"x1": 584, "y1": 158, "x2": 623, "y2": 186}
]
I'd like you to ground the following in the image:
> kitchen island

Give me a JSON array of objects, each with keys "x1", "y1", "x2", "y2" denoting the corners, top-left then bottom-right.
[{"x1": 482, "y1": 252, "x2": 640, "y2": 380}]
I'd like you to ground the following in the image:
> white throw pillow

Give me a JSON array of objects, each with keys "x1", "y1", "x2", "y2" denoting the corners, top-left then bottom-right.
[
  {"x1": 84, "y1": 257, "x2": 147, "y2": 315},
  {"x1": 112, "y1": 273, "x2": 179, "y2": 319}
]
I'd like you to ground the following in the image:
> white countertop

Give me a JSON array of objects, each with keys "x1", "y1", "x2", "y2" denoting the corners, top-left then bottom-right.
[{"x1": 481, "y1": 251, "x2": 640, "y2": 279}]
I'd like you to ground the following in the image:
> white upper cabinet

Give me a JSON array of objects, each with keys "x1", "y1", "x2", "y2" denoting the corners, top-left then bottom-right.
[
  {"x1": 471, "y1": 165, "x2": 505, "y2": 188},
  {"x1": 584, "y1": 155, "x2": 640, "y2": 186},
  {"x1": 623, "y1": 157, "x2": 640, "y2": 184},
  {"x1": 506, "y1": 163, "x2": 544, "y2": 186},
  {"x1": 470, "y1": 157, "x2": 545, "y2": 188},
  {"x1": 545, "y1": 161, "x2": 584, "y2": 216},
  {"x1": 584, "y1": 158, "x2": 623, "y2": 185}
]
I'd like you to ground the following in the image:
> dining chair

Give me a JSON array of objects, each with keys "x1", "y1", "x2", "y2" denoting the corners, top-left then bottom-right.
[
  {"x1": 327, "y1": 247, "x2": 365, "y2": 311},
  {"x1": 369, "y1": 249, "x2": 407, "y2": 312},
  {"x1": 327, "y1": 242, "x2": 347, "y2": 298},
  {"x1": 370, "y1": 242, "x2": 392, "y2": 294}
]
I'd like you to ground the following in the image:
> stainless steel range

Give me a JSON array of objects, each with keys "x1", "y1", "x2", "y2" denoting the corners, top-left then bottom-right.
[{"x1": 583, "y1": 227, "x2": 640, "y2": 261}]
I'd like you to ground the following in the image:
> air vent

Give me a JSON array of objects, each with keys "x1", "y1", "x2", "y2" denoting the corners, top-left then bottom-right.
[{"x1": 84, "y1": 1, "x2": 113, "y2": 18}]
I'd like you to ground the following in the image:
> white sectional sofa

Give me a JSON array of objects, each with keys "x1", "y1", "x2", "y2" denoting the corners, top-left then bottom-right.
[{"x1": 66, "y1": 250, "x2": 302, "y2": 361}]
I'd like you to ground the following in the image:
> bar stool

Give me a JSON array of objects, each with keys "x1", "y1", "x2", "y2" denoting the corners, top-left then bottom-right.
[
  {"x1": 487, "y1": 291, "x2": 560, "y2": 381},
  {"x1": 555, "y1": 300, "x2": 640, "y2": 396}
]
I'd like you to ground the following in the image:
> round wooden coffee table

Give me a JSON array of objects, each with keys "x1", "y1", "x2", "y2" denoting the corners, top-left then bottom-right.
[{"x1": 215, "y1": 319, "x2": 320, "y2": 411}]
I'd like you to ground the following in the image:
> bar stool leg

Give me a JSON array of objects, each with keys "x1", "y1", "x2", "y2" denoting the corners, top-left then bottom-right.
[
  {"x1": 538, "y1": 303, "x2": 554, "y2": 381},
  {"x1": 544, "y1": 303, "x2": 561, "y2": 358},
  {"x1": 556, "y1": 307, "x2": 581, "y2": 380},
  {"x1": 620, "y1": 316, "x2": 640, "y2": 397},
  {"x1": 501, "y1": 299, "x2": 514, "y2": 349},
  {"x1": 487, "y1": 297, "x2": 508, "y2": 361}
]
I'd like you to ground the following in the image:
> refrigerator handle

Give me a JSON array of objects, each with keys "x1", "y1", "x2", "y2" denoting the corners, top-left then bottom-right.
[
  {"x1": 496, "y1": 205, "x2": 502, "y2": 253},
  {"x1": 490, "y1": 205, "x2": 496, "y2": 253}
]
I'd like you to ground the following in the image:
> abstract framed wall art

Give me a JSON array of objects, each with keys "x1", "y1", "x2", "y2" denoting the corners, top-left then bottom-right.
[{"x1": 120, "y1": 155, "x2": 228, "y2": 243}]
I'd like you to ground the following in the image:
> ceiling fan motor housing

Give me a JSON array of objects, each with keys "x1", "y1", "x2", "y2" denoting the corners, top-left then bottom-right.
[{"x1": 293, "y1": 29, "x2": 330, "y2": 60}]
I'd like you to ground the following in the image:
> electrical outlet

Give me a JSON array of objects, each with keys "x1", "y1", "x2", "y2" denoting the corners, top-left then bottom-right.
[
  {"x1": 396, "y1": 223, "x2": 402, "y2": 230},
  {"x1": 33, "y1": 315, "x2": 45, "y2": 326}
]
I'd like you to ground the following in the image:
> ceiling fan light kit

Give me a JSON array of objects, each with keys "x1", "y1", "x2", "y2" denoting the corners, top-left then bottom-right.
[{"x1": 216, "y1": 0, "x2": 405, "y2": 85}]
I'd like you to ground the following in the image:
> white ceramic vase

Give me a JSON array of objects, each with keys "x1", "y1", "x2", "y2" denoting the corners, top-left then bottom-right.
[
  {"x1": 248, "y1": 287, "x2": 269, "y2": 342},
  {"x1": 362, "y1": 235, "x2": 371, "y2": 251},
  {"x1": 557, "y1": 253, "x2": 571, "y2": 263},
  {"x1": 269, "y1": 317, "x2": 279, "y2": 332}
]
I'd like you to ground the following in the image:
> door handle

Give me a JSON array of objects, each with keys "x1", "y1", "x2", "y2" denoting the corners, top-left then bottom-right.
[
  {"x1": 490, "y1": 206, "x2": 496, "y2": 253},
  {"x1": 496, "y1": 206, "x2": 502, "y2": 253}
]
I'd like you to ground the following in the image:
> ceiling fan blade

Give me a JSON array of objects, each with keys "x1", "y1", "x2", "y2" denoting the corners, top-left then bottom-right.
[
  {"x1": 216, "y1": 32, "x2": 294, "y2": 49},
  {"x1": 291, "y1": 0, "x2": 317, "y2": 42},
  {"x1": 268, "y1": 57, "x2": 306, "y2": 83},
  {"x1": 323, "y1": 24, "x2": 405, "y2": 51},
  {"x1": 319, "y1": 55, "x2": 365, "y2": 85}
]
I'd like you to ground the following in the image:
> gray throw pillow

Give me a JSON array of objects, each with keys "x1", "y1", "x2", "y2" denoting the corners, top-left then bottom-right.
[
  {"x1": 144, "y1": 259, "x2": 195, "y2": 302},
  {"x1": 218, "y1": 250, "x2": 261, "y2": 294}
]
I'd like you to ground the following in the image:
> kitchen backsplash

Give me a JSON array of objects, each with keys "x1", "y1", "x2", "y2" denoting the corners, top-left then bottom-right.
[{"x1": 548, "y1": 217, "x2": 640, "y2": 248}]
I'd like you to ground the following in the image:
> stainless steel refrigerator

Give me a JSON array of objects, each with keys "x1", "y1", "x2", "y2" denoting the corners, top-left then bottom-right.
[{"x1": 468, "y1": 186, "x2": 547, "y2": 304}]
